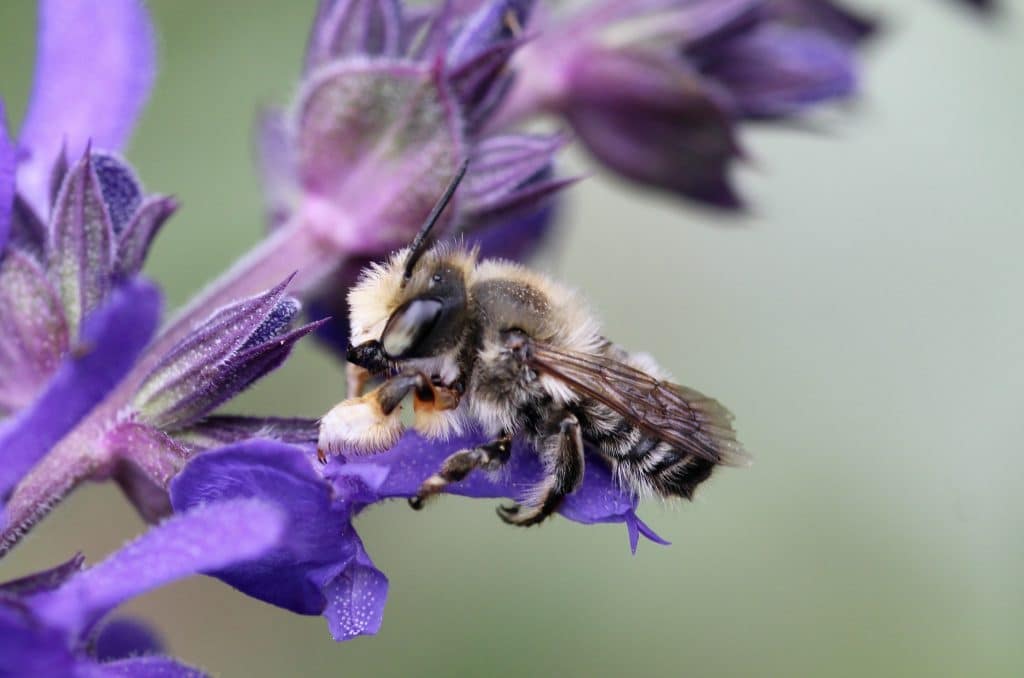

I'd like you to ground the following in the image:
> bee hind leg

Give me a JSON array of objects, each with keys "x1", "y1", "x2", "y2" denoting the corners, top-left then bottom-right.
[
  {"x1": 409, "y1": 433, "x2": 512, "y2": 510},
  {"x1": 497, "y1": 413, "x2": 584, "y2": 527}
]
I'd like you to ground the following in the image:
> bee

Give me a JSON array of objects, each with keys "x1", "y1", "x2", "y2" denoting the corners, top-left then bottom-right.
[{"x1": 318, "y1": 161, "x2": 747, "y2": 526}]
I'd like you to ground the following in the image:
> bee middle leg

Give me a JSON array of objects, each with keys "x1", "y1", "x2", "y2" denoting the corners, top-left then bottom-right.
[
  {"x1": 409, "y1": 433, "x2": 513, "y2": 509},
  {"x1": 497, "y1": 413, "x2": 584, "y2": 527}
]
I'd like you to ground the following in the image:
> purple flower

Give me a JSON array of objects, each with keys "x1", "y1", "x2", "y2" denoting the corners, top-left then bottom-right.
[
  {"x1": 489, "y1": 0, "x2": 867, "y2": 207},
  {"x1": 1, "y1": 0, "x2": 165, "y2": 526},
  {"x1": 170, "y1": 436, "x2": 666, "y2": 642},
  {"x1": 0, "y1": 497, "x2": 286, "y2": 677},
  {"x1": 0, "y1": 2, "x2": 326, "y2": 551},
  {"x1": 14, "y1": 0, "x2": 155, "y2": 223}
]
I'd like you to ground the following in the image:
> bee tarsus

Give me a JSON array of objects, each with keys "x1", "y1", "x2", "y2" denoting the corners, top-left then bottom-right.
[{"x1": 411, "y1": 433, "x2": 513, "y2": 510}]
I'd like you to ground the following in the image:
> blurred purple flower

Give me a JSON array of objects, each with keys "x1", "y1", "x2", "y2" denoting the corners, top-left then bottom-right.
[
  {"x1": 766, "y1": 1, "x2": 878, "y2": 46},
  {"x1": 170, "y1": 436, "x2": 666, "y2": 642},
  {"x1": 0, "y1": 497, "x2": 286, "y2": 677},
  {"x1": 490, "y1": 0, "x2": 868, "y2": 207}
]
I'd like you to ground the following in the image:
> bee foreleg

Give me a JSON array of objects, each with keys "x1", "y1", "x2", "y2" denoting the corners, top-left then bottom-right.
[
  {"x1": 409, "y1": 433, "x2": 512, "y2": 510},
  {"x1": 318, "y1": 369, "x2": 433, "y2": 459},
  {"x1": 497, "y1": 413, "x2": 584, "y2": 527},
  {"x1": 376, "y1": 370, "x2": 433, "y2": 415}
]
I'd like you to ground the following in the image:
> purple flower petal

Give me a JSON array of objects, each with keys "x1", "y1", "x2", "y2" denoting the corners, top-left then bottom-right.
[
  {"x1": 305, "y1": 0, "x2": 405, "y2": 71},
  {"x1": 29, "y1": 497, "x2": 285, "y2": 640},
  {"x1": 80, "y1": 656, "x2": 207, "y2": 678},
  {"x1": 48, "y1": 150, "x2": 117, "y2": 337},
  {"x1": 0, "y1": 603, "x2": 76, "y2": 678},
  {"x1": 18, "y1": 0, "x2": 155, "y2": 219},
  {"x1": 93, "y1": 617, "x2": 163, "y2": 662},
  {"x1": 169, "y1": 440, "x2": 389, "y2": 642},
  {"x1": 0, "y1": 101, "x2": 14, "y2": 253},
  {"x1": 0, "y1": 248, "x2": 69, "y2": 411},
  {"x1": 0, "y1": 280, "x2": 161, "y2": 513},
  {"x1": 564, "y1": 47, "x2": 743, "y2": 207},
  {"x1": 329, "y1": 430, "x2": 667, "y2": 549},
  {"x1": 447, "y1": 0, "x2": 534, "y2": 71},
  {"x1": 767, "y1": 0, "x2": 879, "y2": 45},
  {"x1": 699, "y1": 25, "x2": 858, "y2": 118}
]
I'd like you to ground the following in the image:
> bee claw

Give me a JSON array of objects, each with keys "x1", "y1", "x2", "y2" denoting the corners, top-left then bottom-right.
[
  {"x1": 495, "y1": 503, "x2": 521, "y2": 523},
  {"x1": 316, "y1": 447, "x2": 328, "y2": 465},
  {"x1": 408, "y1": 495, "x2": 426, "y2": 511}
]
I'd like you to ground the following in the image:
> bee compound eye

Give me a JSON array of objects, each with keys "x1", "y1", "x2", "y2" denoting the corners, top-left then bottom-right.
[{"x1": 381, "y1": 298, "x2": 443, "y2": 358}]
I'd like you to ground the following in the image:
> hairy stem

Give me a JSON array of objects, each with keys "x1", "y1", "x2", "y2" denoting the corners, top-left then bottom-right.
[{"x1": 1, "y1": 429, "x2": 100, "y2": 557}]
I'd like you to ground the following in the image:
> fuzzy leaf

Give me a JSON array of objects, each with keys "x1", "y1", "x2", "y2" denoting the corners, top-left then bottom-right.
[
  {"x1": 133, "y1": 277, "x2": 294, "y2": 417},
  {"x1": 463, "y1": 133, "x2": 566, "y2": 212},
  {"x1": 47, "y1": 151, "x2": 117, "y2": 337},
  {"x1": 294, "y1": 60, "x2": 466, "y2": 253},
  {"x1": 0, "y1": 249, "x2": 69, "y2": 412},
  {"x1": 306, "y1": 0, "x2": 404, "y2": 70},
  {"x1": 114, "y1": 195, "x2": 177, "y2": 278}
]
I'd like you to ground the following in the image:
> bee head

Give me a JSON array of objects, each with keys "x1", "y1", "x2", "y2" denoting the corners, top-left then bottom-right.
[{"x1": 346, "y1": 161, "x2": 474, "y2": 371}]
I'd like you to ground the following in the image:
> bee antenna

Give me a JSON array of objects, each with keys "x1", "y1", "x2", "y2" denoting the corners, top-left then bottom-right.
[{"x1": 403, "y1": 158, "x2": 470, "y2": 284}]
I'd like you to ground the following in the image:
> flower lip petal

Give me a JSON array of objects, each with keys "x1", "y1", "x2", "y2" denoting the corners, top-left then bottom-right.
[
  {"x1": 329, "y1": 429, "x2": 667, "y2": 548},
  {"x1": 29, "y1": 497, "x2": 286, "y2": 639},
  {"x1": 0, "y1": 279, "x2": 161, "y2": 514},
  {"x1": 169, "y1": 440, "x2": 390, "y2": 641},
  {"x1": 18, "y1": 0, "x2": 156, "y2": 220}
]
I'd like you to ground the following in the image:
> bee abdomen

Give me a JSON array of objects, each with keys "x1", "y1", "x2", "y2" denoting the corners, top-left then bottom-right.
[{"x1": 579, "y1": 407, "x2": 716, "y2": 499}]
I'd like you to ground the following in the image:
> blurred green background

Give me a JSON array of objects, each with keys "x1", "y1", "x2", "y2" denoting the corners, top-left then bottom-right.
[{"x1": 1, "y1": 1, "x2": 1021, "y2": 676}]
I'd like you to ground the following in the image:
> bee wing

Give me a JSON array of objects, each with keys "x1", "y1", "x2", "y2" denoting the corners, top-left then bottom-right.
[{"x1": 530, "y1": 343, "x2": 749, "y2": 466}]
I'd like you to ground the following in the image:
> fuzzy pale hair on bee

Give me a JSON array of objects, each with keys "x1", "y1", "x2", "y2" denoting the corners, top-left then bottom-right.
[{"x1": 318, "y1": 158, "x2": 747, "y2": 525}]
